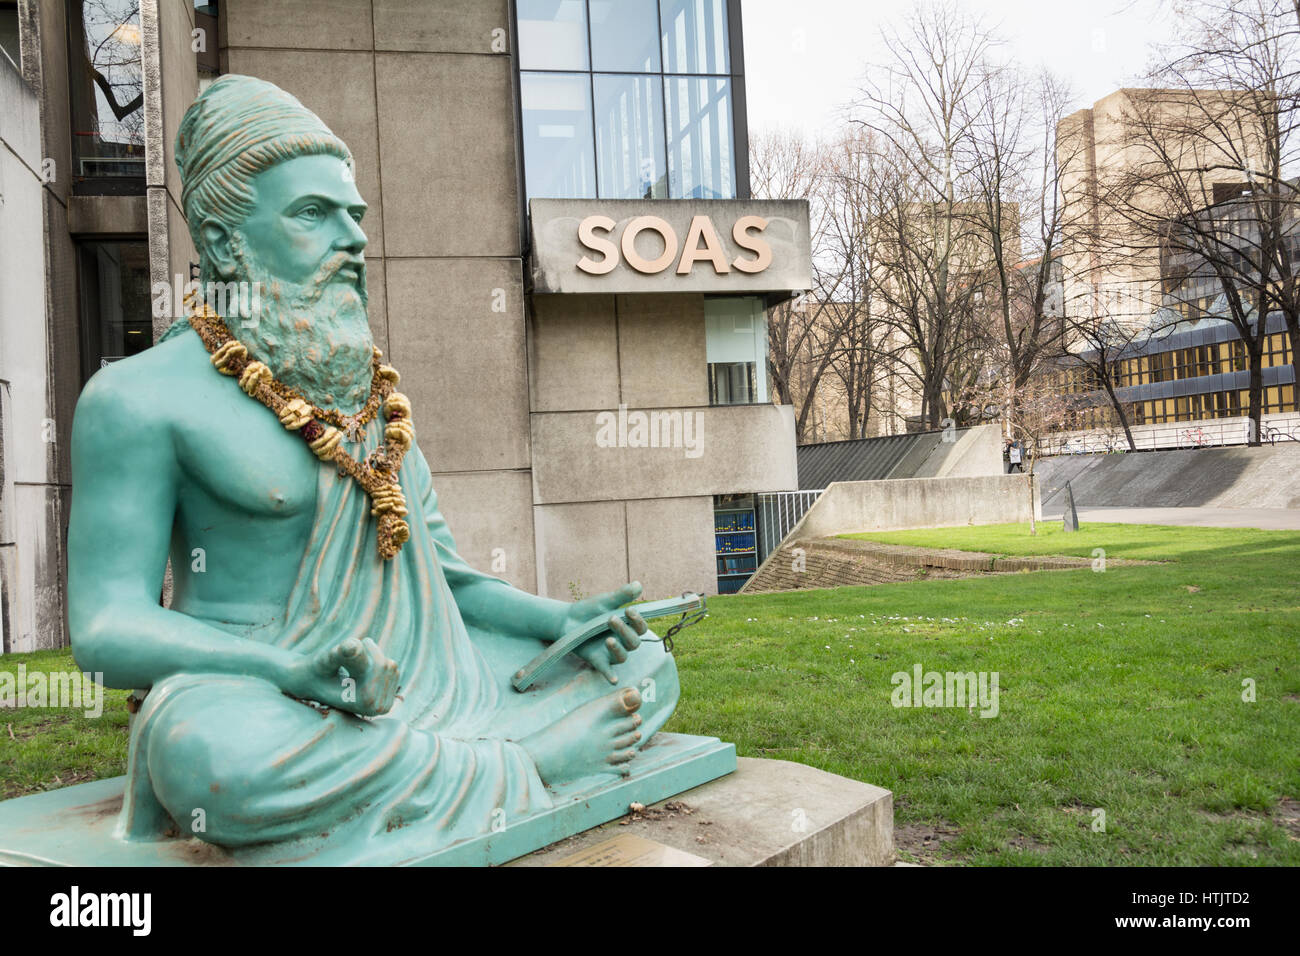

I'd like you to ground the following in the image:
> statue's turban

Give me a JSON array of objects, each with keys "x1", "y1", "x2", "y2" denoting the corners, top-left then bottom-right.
[{"x1": 175, "y1": 74, "x2": 352, "y2": 226}]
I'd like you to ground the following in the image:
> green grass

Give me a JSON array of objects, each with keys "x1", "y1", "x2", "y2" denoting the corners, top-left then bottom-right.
[
  {"x1": 0, "y1": 649, "x2": 131, "y2": 799},
  {"x1": 840, "y1": 520, "x2": 1297, "y2": 562},
  {"x1": 2, "y1": 522, "x2": 1297, "y2": 864},
  {"x1": 664, "y1": 523, "x2": 1300, "y2": 865}
]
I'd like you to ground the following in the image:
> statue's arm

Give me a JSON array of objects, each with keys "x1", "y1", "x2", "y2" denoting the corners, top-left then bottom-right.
[{"x1": 67, "y1": 375, "x2": 308, "y2": 693}]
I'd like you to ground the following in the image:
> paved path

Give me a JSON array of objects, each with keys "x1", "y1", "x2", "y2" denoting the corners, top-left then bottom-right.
[{"x1": 1040, "y1": 505, "x2": 1300, "y2": 531}]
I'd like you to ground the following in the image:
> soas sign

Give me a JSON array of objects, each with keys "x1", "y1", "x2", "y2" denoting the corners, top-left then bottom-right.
[{"x1": 576, "y1": 214, "x2": 773, "y2": 277}]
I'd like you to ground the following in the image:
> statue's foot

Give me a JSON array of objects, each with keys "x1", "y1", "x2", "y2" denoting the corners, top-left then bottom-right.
[{"x1": 520, "y1": 687, "x2": 646, "y2": 786}]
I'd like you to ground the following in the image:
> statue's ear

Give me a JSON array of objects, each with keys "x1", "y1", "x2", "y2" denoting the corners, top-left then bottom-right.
[{"x1": 200, "y1": 219, "x2": 237, "y2": 279}]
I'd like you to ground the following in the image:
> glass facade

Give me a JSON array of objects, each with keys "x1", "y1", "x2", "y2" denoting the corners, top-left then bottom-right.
[
  {"x1": 517, "y1": 0, "x2": 736, "y2": 201},
  {"x1": 67, "y1": 0, "x2": 145, "y2": 194},
  {"x1": 1051, "y1": 330, "x2": 1296, "y2": 429}
]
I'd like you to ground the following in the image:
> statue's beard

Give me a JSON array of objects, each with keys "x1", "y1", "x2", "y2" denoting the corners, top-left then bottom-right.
[{"x1": 225, "y1": 234, "x2": 375, "y2": 413}]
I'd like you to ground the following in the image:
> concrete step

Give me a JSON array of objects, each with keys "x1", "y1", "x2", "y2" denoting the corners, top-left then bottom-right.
[{"x1": 511, "y1": 757, "x2": 894, "y2": 867}]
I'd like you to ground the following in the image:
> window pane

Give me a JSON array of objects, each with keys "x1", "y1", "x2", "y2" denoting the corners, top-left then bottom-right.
[
  {"x1": 520, "y1": 72, "x2": 596, "y2": 199},
  {"x1": 68, "y1": 0, "x2": 145, "y2": 193},
  {"x1": 1, "y1": 2, "x2": 19, "y2": 66},
  {"x1": 594, "y1": 74, "x2": 666, "y2": 199},
  {"x1": 705, "y1": 297, "x2": 767, "y2": 404},
  {"x1": 589, "y1": 0, "x2": 661, "y2": 72},
  {"x1": 518, "y1": 0, "x2": 589, "y2": 70},
  {"x1": 660, "y1": 0, "x2": 729, "y2": 74},
  {"x1": 77, "y1": 240, "x2": 151, "y2": 383},
  {"x1": 665, "y1": 76, "x2": 734, "y2": 199}
]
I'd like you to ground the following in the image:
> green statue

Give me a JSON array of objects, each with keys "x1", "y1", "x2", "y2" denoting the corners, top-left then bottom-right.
[{"x1": 63, "y1": 75, "x2": 687, "y2": 856}]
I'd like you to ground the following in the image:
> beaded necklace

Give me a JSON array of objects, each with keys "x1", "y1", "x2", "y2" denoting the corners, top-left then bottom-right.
[{"x1": 187, "y1": 301, "x2": 415, "y2": 559}]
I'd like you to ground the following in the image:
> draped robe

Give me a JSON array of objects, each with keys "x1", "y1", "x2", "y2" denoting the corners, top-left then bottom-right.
[{"x1": 117, "y1": 419, "x2": 679, "y2": 855}]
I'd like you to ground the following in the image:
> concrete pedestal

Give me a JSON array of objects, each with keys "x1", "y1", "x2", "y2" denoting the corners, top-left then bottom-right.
[{"x1": 511, "y1": 757, "x2": 894, "y2": 867}]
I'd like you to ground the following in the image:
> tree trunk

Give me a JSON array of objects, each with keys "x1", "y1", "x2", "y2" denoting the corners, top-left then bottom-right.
[
  {"x1": 1101, "y1": 379, "x2": 1137, "y2": 451},
  {"x1": 1247, "y1": 341, "x2": 1264, "y2": 446}
]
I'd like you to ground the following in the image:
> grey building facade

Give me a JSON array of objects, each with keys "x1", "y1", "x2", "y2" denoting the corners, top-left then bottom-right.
[{"x1": 0, "y1": 0, "x2": 807, "y2": 653}]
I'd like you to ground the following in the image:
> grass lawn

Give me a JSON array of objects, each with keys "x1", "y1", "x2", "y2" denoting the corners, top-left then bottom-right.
[
  {"x1": 0, "y1": 649, "x2": 131, "y2": 800},
  {"x1": 1, "y1": 522, "x2": 1296, "y2": 865},
  {"x1": 664, "y1": 522, "x2": 1300, "y2": 865}
]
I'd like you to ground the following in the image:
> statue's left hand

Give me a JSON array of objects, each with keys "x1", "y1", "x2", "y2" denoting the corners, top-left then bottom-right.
[{"x1": 560, "y1": 583, "x2": 648, "y2": 684}]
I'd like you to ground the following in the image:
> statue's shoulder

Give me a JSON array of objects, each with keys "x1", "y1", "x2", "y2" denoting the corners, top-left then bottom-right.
[{"x1": 74, "y1": 329, "x2": 214, "y2": 437}]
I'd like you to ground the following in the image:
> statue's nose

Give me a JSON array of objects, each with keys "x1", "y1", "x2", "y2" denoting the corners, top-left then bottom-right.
[{"x1": 335, "y1": 214, "x2": 368, "y2": 255}]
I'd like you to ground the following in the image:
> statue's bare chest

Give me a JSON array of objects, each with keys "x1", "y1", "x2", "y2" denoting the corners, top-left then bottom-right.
[{"x1": 172, "y1": 383, "x2": 321, "y2": 523}]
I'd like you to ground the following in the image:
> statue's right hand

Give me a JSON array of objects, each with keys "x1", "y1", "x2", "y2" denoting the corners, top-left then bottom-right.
[{"x1": 288, "y1": 637, "x2": 401, "y2": 717}]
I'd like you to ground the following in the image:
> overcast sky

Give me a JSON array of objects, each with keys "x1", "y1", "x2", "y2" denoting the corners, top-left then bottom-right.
[{"x1": 741, "y1": 0, "x2": 1171, "y2": 139}]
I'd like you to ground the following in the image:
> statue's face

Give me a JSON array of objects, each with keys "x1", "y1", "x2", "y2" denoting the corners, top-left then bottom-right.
[{"x1": 236, "y1": 154, "x2": 368, "y2": 287}]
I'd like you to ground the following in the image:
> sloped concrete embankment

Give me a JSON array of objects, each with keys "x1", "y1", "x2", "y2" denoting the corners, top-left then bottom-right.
[
  {"x1": 1035, "y1": 444, "x2": 1300, "y2": 510},
  {"x1": 745, "y1": 538, "x2": 1096, "y2": 594},
  {"x1": 741, "y1": 474, "x2": 1040, "y2": 595}
]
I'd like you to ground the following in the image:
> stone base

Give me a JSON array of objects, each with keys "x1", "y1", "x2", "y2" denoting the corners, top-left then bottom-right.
[
  {"x1": 510, "y1": 757, "x2": 894, "y2": 866},
  {"x1": 0, "y1": 733, "x2": 735, "y2": 866}
]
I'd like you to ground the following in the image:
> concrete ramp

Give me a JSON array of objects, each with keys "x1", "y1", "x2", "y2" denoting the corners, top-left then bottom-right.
[{"x1": 1035, "y1": 444, "x2": 1300, "y2": 510}]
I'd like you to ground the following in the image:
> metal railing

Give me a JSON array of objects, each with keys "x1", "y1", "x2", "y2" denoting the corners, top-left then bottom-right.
[
  {"x1": 756, "y1": 490, "x2": 824, "y2": 564},
  {"x1": 1040, "y1": 411, "x2": 1300, "y2": 456}
]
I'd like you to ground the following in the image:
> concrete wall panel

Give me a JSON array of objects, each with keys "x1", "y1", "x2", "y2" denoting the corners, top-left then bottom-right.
[
  {"x1": 616, "y1": 294, "x2": 708, "y2": 409},
  {"x1": 533, "y1": 500, "x2": 628, "y2": 601},
  {"x1": 626, "y1": 496, "x2": 716, "y2": 599},
  {"x1": 386, "y1": 257, "x2": 530, "y2": 472},
  {"x1": 430, "y1": 468, "x2": 536, "y2": 593},
  {"x1": 375, "y1": 53, "x2": 519, "y2": 258},
  {"x1": 531, "y1": 403, "x2": 797, "y2": 504},
  {"x1": 373, "y1": 0, "x2": 510, "y2": 54},
  {"x1": 528, "y1": 294, "x2": 619, "y2": 412},
  {"x1": 221, "y1": 0, "x2": 373, "y2": 50}
]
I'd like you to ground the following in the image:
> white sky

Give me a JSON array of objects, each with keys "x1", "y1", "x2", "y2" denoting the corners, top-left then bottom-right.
[{"x1": 741, "y1": 0, "x2": 1171, "y2": 139}]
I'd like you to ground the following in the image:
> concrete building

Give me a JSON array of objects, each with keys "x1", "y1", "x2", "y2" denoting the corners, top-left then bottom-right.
[
  {"x1": 0, "y1": 0, "x2": 809, "y2": 653},
  {"x1": 1056, "y1": 87, "x2": 1270, "y2": 332}
]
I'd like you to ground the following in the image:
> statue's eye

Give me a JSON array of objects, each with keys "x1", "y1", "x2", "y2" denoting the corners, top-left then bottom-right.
[{"x1": 297, "y1": 204, "x2": 322, "y2": 222}]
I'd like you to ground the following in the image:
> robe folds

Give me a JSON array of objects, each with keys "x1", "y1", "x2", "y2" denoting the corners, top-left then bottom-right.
[{"x1": 117, "y1": 419, "x2": 679, "y2": 852}]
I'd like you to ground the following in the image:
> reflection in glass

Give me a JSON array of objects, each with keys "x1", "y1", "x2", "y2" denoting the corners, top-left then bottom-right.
[
  {"x1": 517, "y1": 0, "x2": 589, "y2": 71},
  {"x1": 1, "y1": 3, "x2": 20, "y2": 66},
  {"x1": 68, "y1": 0, "x2": 145, "y2": 192},
  {"x1": 588, "y1": 0, "x2": 660, "y2": 72},
  {"x1": 594, "y1": 74, "x2": 666, "y2": 199},
  {"x1": 665, "y1": 76, "x2": 734, "y2": 199},
  {"x1": 77, "y1": 241, "x2": 151, "y2": 383},
  {"x1": 660, "y1": 0, "x2": 729, "y2": 75},
  {"x1": 705, "y1": 297, "x2": 767, "y2": 404},
  {"x1": 520, "y1": 72, "x2": 596, "y2": 199}
]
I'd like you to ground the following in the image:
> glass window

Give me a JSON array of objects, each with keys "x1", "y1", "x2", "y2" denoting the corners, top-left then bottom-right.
[
  {"x1": 77, "y1": 240, "x2": 151, "y2": 383},
  {"x1": 660, "y1": 0, "x2": 729, "y2": 74},
  {"x1": 68, "y1": 0, "x2": 145, "y2": 193},
  {"x1": 593, "y1": 73, "x2": 666, "y2": 199},
  {"x1": 1, "y1": 1, "x2": 19, "y2": 67},
  {"x1": 589, "y1": 0, "x2": 661, "y2": 72},
  {"x1": 518, "y1": 0, "x2": 589, "y2": 70},
  {"x1": 706, "y1": 297, "x2": 767, "y2": 405},
  {"x1": 520, "y1": 72, "x2": 596, "y2": 199},
  {"x1": 515, "y1": 0, "x2": 734, "y2": 202},
  {"x1": 665, "y1": 76, "x2": 734, "y2": 199}
]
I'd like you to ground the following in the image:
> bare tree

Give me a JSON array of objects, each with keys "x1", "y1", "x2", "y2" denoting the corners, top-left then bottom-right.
[
  {"x1": 1087, "y1": 1, "x2": 1300, "y2": 443},
  {"x1": 851, "y1": 0, "x2": 1007, "y2": 428}
]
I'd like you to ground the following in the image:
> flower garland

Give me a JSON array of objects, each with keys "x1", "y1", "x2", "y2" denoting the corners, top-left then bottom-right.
[{"x1": 186, "y1": 299, "x2": 415, "y2": 560}]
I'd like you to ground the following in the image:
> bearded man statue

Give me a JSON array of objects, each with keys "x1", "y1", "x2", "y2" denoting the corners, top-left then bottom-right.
[{"x1": 43, "y1": 75, "x2": 728, "y2": 865}]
